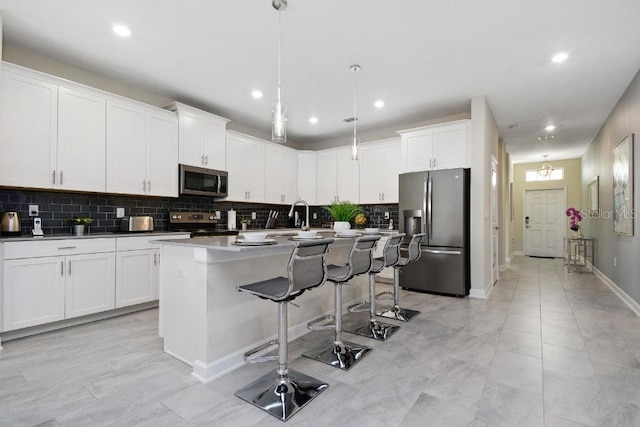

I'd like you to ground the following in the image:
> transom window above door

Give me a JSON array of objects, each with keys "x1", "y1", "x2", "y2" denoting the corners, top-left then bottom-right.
[{"x1": 525, "y1": 168, "x2": 564, "y2": 182}]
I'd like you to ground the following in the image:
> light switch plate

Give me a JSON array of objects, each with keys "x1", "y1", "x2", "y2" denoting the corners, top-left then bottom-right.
[
  {"x1": 313, "y1": 213, "x2": 317, "y2": 219},
  {"x1": 251, "y1": 212, "x2": 257, "y2": 220},
  {"x1": 28, "y1": 204, "x2": 39, "y2": 216},
  {"x1": 384, "y1": 212, "x2": 390, "y2": 220},
  {"x1": 116, "y1": 208, "x2": 125, "y2": 218}
]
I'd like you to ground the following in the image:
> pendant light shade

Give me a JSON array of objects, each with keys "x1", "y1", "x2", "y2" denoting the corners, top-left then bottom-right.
[
  {"x1": 350, "y1": 64, "x2": 361, "y2": 161},
  {"x1": 271, "y1": 0, "x2": 287, "y2": 143},
  {"x1": 537, "y1": 155, "x2": 554, "y2": 177}
]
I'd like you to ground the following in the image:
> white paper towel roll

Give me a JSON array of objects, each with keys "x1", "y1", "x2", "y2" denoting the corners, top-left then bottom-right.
[{"x1": 228, "y1": 209, "x2": 236, "y2": 230}]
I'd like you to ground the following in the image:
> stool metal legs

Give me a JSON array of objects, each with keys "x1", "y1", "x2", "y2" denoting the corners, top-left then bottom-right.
[
  {"x1": 344, "y1": 272, "x2": 400, "y2": 341},
  {"x1": 377, "y1": 268, "x2": 420, "y2": 322},
  {"x1": 302, "y1": 282, "x2": 372, "y2": 370},
  {"x1": 235, "y1": 301, "x2": 329, "y2": 422}
]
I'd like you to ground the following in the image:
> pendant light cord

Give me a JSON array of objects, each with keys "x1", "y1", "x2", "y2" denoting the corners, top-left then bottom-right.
[
  {"x1": 277, "y1": 9, "x2": 282, "y2": 103},
  {"x1": 353, "y1": 67, "x2": 357, "y2": 140}
]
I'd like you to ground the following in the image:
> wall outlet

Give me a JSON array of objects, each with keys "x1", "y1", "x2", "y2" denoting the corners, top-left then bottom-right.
[
  {"x1": 251, "y1": 212, "x2": 257, "y2": 220},
  {"x1": 384, "y1": 212, "x2": 390, "y2": 220},
  {"x1": 28, "y1": 204, "x2": 39, "y2": 216},
  {"x1": 614, "y1": 257, "x2": 617, "y2": 267},
  {"x1": 116, "y1": 207, "x2": 125, "y2": 218},
  {"x1": 313, "y1": 212, "x2": 317, "y2": 219}
]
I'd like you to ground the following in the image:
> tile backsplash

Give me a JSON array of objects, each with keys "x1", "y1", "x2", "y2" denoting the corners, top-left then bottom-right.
[{"x1": 0, "y1": 188, "x2": 399, "y2": 236}]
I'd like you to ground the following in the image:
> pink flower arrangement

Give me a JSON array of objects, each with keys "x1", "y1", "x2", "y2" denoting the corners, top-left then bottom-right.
[{"x1": 565, "y1": 207, "x2": 583, "y2": 231}]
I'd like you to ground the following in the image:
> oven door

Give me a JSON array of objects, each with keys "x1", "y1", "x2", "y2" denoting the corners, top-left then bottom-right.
[{"x1": 179, "y1": 164, "x2": 228, "y2": 197}]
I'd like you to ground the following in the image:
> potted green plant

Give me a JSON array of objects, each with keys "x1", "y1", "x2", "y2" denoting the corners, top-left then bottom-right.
[
  {"x1": 67, "y1": 216, "x2": 93, "y2": 235},
  {"x1": 323, "y1": 200, "x2": 363, "y2": 232}
]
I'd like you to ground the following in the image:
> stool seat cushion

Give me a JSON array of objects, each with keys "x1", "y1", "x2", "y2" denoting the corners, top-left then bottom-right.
[
  {"x1": 397, "y1": 256, "x2": 410, "y2": 267},
  {"x1": 239, "y1": 276, "x2": 297, "y2": 301},
  {"x1": 327, "y1": 264, "x2": 351, "y2": 283}
]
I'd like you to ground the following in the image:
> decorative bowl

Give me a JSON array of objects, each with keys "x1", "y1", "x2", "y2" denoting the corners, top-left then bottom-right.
[
  {"x1": 242, "y1": 232, "x2": 269, "y2": 242},
  {"x1": 297, "y1": 230, "x2": 318, "y2": 238}
]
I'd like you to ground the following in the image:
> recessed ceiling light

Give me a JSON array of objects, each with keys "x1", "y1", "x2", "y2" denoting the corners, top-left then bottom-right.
[
  {"x1": 374, "y1": 100, "x2": 385, "y2": 108},
  {"x1": 251, "y1": 90, "x2": 263, "y2": 99},
  {"x1": 545, "y1": 125, "x2": 556, "y2": 131},
  {"x1": 309, "y1": 117, "x2": 318, "y2": 124},
  {"x1": 551, "y1": 52, "x2": 568, "y2": 63},
  {"x1": 112, "y1": 24, "x2": 131, "y2": 37}
]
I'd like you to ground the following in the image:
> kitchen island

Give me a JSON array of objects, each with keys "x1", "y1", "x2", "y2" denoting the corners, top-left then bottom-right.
[{"x1": 157, "y1": 233, "x2": 370, "y2": 383}]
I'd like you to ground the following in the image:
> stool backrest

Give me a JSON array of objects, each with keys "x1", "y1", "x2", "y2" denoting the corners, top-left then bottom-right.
[
  {"x1": 406, "y1": 233, "x2": 426, "y2": 263},
  {"x1": 346, "y1": 235, "x2": 382, "y2": 277},
  {"x1": 370, "y1": 236, "x2": 391, "y2": 273},
  {"x1": 287, "y1": 238, "x2": 334, "y2": 296},
  {"x1": 383, "y1": 233, "x2": 406, "y2": 268}
]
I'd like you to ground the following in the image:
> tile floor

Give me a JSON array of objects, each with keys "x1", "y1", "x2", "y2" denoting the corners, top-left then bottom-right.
[{"x1": 1, "y1": 256, "x2": 640, "y2": 426}]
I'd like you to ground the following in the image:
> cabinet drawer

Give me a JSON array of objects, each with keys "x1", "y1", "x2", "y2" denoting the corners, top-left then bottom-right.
[
  {"x1": 116, "y1": 233, "x2": 190, "y2": 251},
  {"x1": 4, "y1": 238, "x2": 116, "y2": 259}
]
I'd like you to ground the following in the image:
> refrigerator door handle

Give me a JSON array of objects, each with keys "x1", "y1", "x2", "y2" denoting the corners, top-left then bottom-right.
[
  {"x1": 423, "y1": 248, "x2": 462, "y2": 255},
  {"x1": 426, "y1": 176, "x2": 433, "y2": 239}
]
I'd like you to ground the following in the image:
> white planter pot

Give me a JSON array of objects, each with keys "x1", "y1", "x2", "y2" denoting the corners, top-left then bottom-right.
[{"x1": 333, "y1": 221, "x2": 351, "y2": 233}]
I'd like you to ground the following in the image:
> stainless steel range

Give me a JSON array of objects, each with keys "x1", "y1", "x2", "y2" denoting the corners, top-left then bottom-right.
[{"x1": 168, "y1": 211, "x2": 238, "y2": 238}]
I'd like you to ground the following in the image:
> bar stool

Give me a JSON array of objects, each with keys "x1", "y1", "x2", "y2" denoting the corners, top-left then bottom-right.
[
  {"x1": 234, "y1": 238, "x2": 334, "y2": 422},
  {"x1": 344, "y1": 233, "x2": 404, "y2": 341},
  {"x1": 377, "y1": 233, "x2": 426, "y2": 322},
  {"x1": 302, "y1": 234, "x2": 381, "y2": 370}
]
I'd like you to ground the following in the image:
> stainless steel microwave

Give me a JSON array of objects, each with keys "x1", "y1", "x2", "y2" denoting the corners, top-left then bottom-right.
[{"x1": 179, "y1": 164, "x2": 228, "y2": 197}]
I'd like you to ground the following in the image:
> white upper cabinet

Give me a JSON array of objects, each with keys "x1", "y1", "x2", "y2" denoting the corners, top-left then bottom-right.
[
  {"x1": 226, "y1": 131, "x2": 265, "y2": 202},
  {"x1": 0, "y1": 68, "x2": 58, "y2": 189},
  {"x1": 167, "y1": 102, "x2": 229, "y2": 170},
  {"x1": 337, "y1": 148, "x2": 360, "y2": 203},
  {"x1": 297, "y1": 151, "x2": 317, "y2": 205},
  {"x1": 107, "y1": 100, "x2": 178, "y2": 197},
  {"x1": 57, "y1": 87, "x2": 106, "y2": 192},
  {"x1": 359, "y1": 138, "x2": 401, "y2": 204},
  {"x1": 264, "y1": 144, "x2": 298, "y2": 204},
  {"x1": 316, "y1": 150, "x2": 338, "y2": 205},
  {"x1": 399, "y1": 120, "x2": 470, "y2": 172}
]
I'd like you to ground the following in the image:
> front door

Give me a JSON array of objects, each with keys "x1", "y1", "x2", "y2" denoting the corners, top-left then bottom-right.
[
  {"x1": 491, "y1": 159, "x2": 499, "y2": 284},
  {"x1": 524, "y1": 188, "x2": 565, "y2": 257}
]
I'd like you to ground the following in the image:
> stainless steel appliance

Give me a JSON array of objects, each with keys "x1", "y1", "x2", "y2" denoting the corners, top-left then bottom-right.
[
  {"x1": 399, "y1": 168, "x2": 470, "y2": 296},
  {"x1": 120, "y1": 216, "x2": 155, "y2": 232},
  {"x1": 168, "y1": 211, "x2": 238, "y2": 237},
  {"x1": 179, "y1": 164, "x2": 228, "y2": 197},
  {"x1": 1, "y1": 211, "x2": 21, "y2": 236}
]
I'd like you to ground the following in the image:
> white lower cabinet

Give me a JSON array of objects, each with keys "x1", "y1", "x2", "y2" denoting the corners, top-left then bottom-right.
[
  {"x1": 65, "y1": 253, "x2": 116, "y2": 318},
  {"x1": 115, "y1": 249, "x2": 158, "y2": 308}
]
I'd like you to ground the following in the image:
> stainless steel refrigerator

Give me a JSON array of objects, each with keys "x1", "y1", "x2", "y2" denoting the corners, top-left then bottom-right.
[{"x1": 398, "y1": 168, "x2": 470, "y2": 296}]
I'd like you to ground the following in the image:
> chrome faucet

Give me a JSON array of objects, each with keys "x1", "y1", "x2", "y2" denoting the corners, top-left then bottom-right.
[{"x1": 288, "y1": 199, "x2": 310, "y2": 230}]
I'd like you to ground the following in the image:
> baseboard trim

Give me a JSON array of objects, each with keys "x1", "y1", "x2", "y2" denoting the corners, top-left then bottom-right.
[
  {"x1": 513, "y1": 251, "x2": 524, "y2": 256},
  {"x1": 470, "y1": 280, "x2": 494, "y2": 299},
  {"x1": 589, "y1": 262, "x2": 640, "y2": 316}
]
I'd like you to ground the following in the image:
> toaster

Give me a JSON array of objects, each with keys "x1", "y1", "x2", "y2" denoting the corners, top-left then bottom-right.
[{"x1": 120, "y1": 216, "x2": 154, "y2": 232}]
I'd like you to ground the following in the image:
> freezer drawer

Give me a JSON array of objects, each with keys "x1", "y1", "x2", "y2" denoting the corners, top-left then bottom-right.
[{"x1": 399, "y1": 247, "x2": 468, "y2": 296}]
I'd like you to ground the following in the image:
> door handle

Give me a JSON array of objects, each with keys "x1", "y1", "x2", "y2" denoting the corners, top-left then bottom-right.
[{"x1": 423, "y1": 248, "x2": 461, "y2": 255}]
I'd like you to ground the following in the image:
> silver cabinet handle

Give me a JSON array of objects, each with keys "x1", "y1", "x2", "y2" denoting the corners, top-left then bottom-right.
[
  {"x1": 205, "y1": 155, "x2": 209, "y2": 165},
  {"x1": 147, "y1": 180, "x2": 151, "y2": 192},
  {"x1": 57, "y1": 246, "x2": 76, "y2": 250},
  {"x1": 52, "y1": 170, "x2": 56, "y2": 184},
  {"x1": 382, "y1": 192, "x2": 384, "y2": 201},
  {"x1": 60, "y1": 171, "x2": 64, "y2": 185},
  {"x1": 142, "y1": 180, "x2": 146, "y2": 191},
  {"x1": 60, "y1": 261, "x2": 64, "y2": 276},
  {"x1": 157, "y1": 253, "x2": 160, "y2": 265},
  {"x1": 201, "y1": 154, "x2": 205, "y2": 165},
  {"x1": 68, "y1": 261, "x2": 71, "y2": 275}
]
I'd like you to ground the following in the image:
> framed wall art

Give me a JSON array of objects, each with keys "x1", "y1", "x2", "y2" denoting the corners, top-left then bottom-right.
[{"x1": 613, "y1": 134, "x2": 634, "y2": 235}]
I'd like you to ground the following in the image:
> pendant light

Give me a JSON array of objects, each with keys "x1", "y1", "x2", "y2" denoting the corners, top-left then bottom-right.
[
  {"x1": 537, "y1": 155, "x2": 554, "y2": 177},
  {"x1": 349, "y1": 64, "x2": 361, "y2": 161},
  {"x1": 271, "y1": 0, "x2": 287, "y2": 143}
]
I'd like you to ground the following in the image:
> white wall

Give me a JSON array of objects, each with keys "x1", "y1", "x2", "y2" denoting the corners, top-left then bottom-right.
[{"x1": 470, "y1": 95, "x2": 499, "y2": 298}]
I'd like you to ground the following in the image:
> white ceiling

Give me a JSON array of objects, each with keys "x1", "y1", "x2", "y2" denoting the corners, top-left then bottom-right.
[{"x1": 1, "y1": 0, "x2": 640, "y2": 163}]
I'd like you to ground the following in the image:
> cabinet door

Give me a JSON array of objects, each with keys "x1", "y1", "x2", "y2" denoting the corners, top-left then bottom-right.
[
  {"x1": 263, "y1": 145, "x2": 283, "y2": 204},
  {"x1": 433, "y1": 124, "x2": 469, "y2": 170},
  {"x1": 337, "y1": 148, "x2": 359, "y2": 203},
  {"x1": 401, "y1": 130, "x2": 433, "y2": 173},
  {"x1": 382, "y1": 140, "x2": 401, "y2": 203},
  {"x1": 244, "y1": 140, "x2": 265, "y2": 202},
  {"x1": 146, "y1": 110, "x2": 179, "y2": 197},
  {"x1": 202, "y1": 116, "x2": 227, "y2": 170},
  {"x1": 0, "y1": 71, "x2": 57, "y2": 188},
  {"x1": 3, "y1": 257, "x2": 65, "y2": 331},
  {"x1": 178, "y1": 109, "x2": 204, "y2": 167},
  {"x1": 280, "y1": 149, "x2": 298, "y2": 204},
  {"x1": 106, "y1": 101, "x2": 147, "y2": 195},
  {"x1": 65, "y1": 253, "x2": 115, "y2": 318},
  {"x1": 359, "y1": 145, "x2": 383, "y2": 204},
  {"x1": 115, "y1": 249, "x2": 157, "y2": 308},
  {"x1": 57, "y1": 87, "x2": 106, "y2": 192},
  {"x1": 316, "y1": 151, "x2": 338, "y2": 205},
  {"x1": 297, "y1": 152, "x2": 317, "y2": 205},
  {"x1": 225, "y1": 134, "x2": 248, "y2": 201}
]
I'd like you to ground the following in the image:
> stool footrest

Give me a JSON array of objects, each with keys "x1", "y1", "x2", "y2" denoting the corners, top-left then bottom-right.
[
  {"x1": 307, "y1": 315, "x2": 335, "y2": 331},
  {"x1": 243, "y1": 339, "x2": 279, "y2": 363},
  {"x1": 375, "y1": 291, "x2": 394, "y2": 301},
  {"x1": 347, "y1": 301, "x2": 370, "y2": 313}
]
